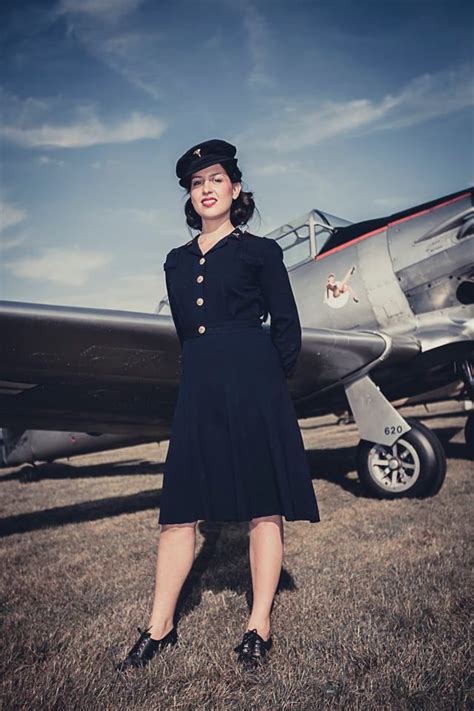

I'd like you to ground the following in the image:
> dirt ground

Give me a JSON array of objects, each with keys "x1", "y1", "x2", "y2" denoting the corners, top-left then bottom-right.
[{"x1": 0, "y1": 401, "x2": 472, "y2": 710}]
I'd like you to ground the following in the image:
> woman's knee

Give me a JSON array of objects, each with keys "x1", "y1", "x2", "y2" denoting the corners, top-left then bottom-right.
[
  {"x1": 160, "y1": 520, "x2": 198, "y2": 533},
  {"x1": 249, "y1": 514, "x2": 282, "y2": 529}
]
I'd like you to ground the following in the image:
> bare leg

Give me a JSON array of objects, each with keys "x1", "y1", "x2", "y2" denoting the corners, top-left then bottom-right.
[
  {"x1": 340, "y1": 284, "x2": 359, "y2": 301},
  {"x1": 146, "y1": 521, "x2": 197, "y2": 640},
  {"x1": 342, "y1": 265, "x2": 356, "y2": 283},
  {"x1": 246, "y1": 514, "x2": 284, "y2": 641}
]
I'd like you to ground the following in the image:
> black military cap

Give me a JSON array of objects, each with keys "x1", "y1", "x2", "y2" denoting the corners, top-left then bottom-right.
[{"x1": 176, "y1": 139, "x2": 238, "y2": 187}]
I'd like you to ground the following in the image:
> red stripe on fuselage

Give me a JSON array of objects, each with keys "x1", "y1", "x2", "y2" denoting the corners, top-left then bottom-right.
[{"x1": 315, "y1": 191, "x2": 471, "y2": 261}]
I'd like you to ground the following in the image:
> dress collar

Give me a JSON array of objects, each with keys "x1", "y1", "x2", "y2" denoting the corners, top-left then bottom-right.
[{"x1": 184, "y1": 226, "x2": 243, "y2": 256}]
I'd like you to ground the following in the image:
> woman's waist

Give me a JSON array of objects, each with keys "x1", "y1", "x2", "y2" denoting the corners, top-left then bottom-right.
[{"x1": 182, "y1": 317, "x2": 264, "y2": 340}]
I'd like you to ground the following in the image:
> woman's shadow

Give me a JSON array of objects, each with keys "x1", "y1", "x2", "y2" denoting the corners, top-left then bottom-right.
[{"x1": 174, "y1": 520, "x2": 296, "y2": 624}]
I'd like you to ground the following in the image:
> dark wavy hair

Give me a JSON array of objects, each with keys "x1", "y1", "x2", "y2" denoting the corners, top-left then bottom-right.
[{"x1": 182, "y1": 159, "x2": 258, "y2": 231}]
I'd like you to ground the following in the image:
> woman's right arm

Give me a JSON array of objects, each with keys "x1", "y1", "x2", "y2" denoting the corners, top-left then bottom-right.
[
  {"x1": 258, "y1": 238, "x2": 302, "y2": 378},
  {"x1": 163, "y1": 248, "x2": 184, "y2": 349}
]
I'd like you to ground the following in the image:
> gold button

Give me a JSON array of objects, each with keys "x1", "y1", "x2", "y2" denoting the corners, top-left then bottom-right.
[
  {"x1": 196, "y1": 297, "x2": 204, "y2": 306},
  {"x1": 199, "y1": 257, "x2": 206, "y2": 265},
  {"x1": 196, "y1": 275, "x2": 204, "y2": 283},
  {"x1": 198, "y1": 325, "x2": 206, "y2": 334}
]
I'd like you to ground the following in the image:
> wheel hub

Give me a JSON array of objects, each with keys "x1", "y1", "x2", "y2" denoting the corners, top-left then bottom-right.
[{"x1": 368, "y1": 438, "x2": 421, "y2": 492}]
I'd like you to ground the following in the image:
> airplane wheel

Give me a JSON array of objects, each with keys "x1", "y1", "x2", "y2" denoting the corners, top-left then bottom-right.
[
  {"x1": 464, "y1": 412, "x2": 474, "y2": 459},
  {"x1": 357, "y1": 418, "x2": 446, "y2": 498}
]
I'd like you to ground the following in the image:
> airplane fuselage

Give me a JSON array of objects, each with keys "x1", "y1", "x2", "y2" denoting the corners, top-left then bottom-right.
[{"x1": 291, "y1": 191, "x2": 473, "y2": 345}]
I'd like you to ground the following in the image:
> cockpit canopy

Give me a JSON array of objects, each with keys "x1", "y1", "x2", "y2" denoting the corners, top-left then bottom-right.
[{"x1": 264, "y1": 209, "x2": 352, "y2": 270}]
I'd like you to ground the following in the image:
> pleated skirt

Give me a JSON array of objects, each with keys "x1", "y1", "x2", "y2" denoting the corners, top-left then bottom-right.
[{"x1": 158, "y1": 320, "x2": 320, "y2": 524}]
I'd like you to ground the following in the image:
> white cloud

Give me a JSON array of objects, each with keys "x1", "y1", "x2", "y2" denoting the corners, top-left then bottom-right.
[
  {"x1": 241, "y1": 2, "x2": 274, "y2": 90},
  {"x1": 58, "y1": 0, "x2": 167, "y2": 100},
  {"x1": 0, "y1": 234, "x2": 28, "y2": 250},
  {"x1": 63, "y1": 271, "x2": 166, "y2": 312},
  {"x1": 0, "y1": 89, "x2": 55, "y2": 124},
  {"x1": 1, "y1": 110, "x2": 166, "y2": 148},
  {"x1": 38, "y1": 155, "x2": 65, "y2": 166},
  {"x1": 99, "y1": 31, "x2": 165, "y2": 99},
  {"x1": 58, "y1": 0, "x2": 143, "y2": 20},
  {"x1": 4, "y1": 247, "x2": 111, "y2": 286},
  {"x1": 379, "y1": 67, "x2": 474, "y2": 130},
  {"x1": 56, "y1": 0, "x2": 164, "y2": 96},
  {"x1": 0, "y1": 202, "x2": 27, "y2": 232},
  {"x1": 252, "y1": 160, "x2": 308, "y2": 176},
  {"x1": 236, "y1": 64, "x2": 474, "y2": 152},
  {"x1": 65, "y1": 26, "x2": 166, "y2": 100},
  {"x1": 373, "y1": 196, "x2": 411, "y2": 211}
]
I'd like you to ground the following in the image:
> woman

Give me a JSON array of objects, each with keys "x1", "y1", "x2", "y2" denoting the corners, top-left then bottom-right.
[
  {"x1": 116, "y1": 139, "x2": 320, "y2": 672},
  {"x1": 325, "y1": 267, "x2": 359, "y2": 303}
]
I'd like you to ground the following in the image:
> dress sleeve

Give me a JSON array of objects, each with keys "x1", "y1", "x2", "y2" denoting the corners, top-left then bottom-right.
[
  {"x1": 163, "y1": 249, "x2": 184, "y2": 349},
  {"x1": 259, "y1": 238, "x2": 302, "y2": 378}
]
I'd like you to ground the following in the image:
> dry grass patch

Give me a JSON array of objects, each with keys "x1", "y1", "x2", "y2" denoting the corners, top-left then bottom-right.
[{"x1": 0, "y1": 403, "x2": 471, "y2": 709}]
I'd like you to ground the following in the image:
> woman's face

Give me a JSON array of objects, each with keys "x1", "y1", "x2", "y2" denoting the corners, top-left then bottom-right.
[{"x1": 189, "y1": 163, "x2": 241, "y2": 223}]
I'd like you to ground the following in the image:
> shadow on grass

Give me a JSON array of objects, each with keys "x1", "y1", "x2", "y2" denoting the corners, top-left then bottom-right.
[
  {"x1": 0, "y1": 440, "x2": 365, "y2": 539},
  {"x1": 1, "y1": 510, "x2": 295, "y2": 623},
  {"x1": 306, "y1": 444, "x2": 359, "y2": 491},
  {"x1": 0, "y1": 488, "x2": 162, "y2": 538},
  {"x1": 1, "y1": 458, "x2": 165, "y2": 483},
  {"x1": 0, "y1": 419, "x2": 468, "y2": 539},
  {"x1": 175, "y1": 520, "x2": 296, "y2": 623}
]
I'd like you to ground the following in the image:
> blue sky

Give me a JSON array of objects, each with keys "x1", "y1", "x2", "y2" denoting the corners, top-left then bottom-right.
[{"x1": 1, "y1": 0, "x2": 473, "y2": 312}]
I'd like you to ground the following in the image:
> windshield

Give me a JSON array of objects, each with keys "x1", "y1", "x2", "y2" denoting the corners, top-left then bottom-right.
[
  {"x1": 314, "y1": 210, "x2": 353, "y2": 230},
  {"x1": 264, "y1": 209, "x2": 352, "y2": 269}
]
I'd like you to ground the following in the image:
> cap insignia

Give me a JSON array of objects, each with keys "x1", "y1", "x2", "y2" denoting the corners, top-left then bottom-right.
[{"x1": 193, "y1": 148, "x2": 201, "y2": 157}]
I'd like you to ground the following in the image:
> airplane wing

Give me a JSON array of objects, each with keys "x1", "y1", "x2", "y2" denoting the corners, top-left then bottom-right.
[
  {"x1": 0, "y1": 300, "x2": 182, "y2": 436},
  {"x1": 290, "y1": 325, "x2": 421, "y2": 416},
  {"x1": 0, "y1": 299, "x2": 423, "y2": 434},
  {"x1": 293, "y1": 317, "x2": 474, "y2": 421}
]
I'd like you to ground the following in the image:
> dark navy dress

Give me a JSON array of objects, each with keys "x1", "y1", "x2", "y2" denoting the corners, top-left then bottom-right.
[{"x1": 158, "y1": 226, "x2": 320, "y2": 524}]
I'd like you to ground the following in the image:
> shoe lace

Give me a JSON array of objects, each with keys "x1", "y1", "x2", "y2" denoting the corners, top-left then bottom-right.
[
  {"x1": 130, "y1": 626, "x2": 152, "y2": 657},
  {"x1": 236, "y1": 628, "x2": 262, "y2": 656}
]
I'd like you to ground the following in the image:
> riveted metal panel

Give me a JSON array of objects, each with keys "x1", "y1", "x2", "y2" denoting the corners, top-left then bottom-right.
[
  {"x1": 356, "y1": 230, "x2": 415, "y2": 330},
  {"x1": 388, "y1": 192, "x2": 473, "y2": 272}
]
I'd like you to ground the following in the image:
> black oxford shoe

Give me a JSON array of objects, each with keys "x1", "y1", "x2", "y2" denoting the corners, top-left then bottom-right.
[
  {"x1": 115, "y1": 625, "x2": 178, "y2": 672},
  {"x1": 233, "y1": 628, "x2": 273, "y2": 667}
]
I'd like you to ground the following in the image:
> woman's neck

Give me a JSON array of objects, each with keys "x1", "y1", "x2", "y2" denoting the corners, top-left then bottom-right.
[{"x1": 200, "y1": 217, "x2": 234, "y2": 239}]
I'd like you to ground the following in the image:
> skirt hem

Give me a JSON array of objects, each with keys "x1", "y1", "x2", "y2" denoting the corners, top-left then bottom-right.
[{"x1": 158, "y1": 512, "x2": 321, "y2": 525}]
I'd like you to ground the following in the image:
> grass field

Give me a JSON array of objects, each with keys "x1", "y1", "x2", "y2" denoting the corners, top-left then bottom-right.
[{"x1": 0, "y1": 402, "x2": 471, "y2": 710}]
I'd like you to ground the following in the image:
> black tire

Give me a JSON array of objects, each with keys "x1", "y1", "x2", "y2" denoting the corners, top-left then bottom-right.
[
  {"x1": 464, "y1": 412, "x2": 474, "y2": 459},
  {"x1": 357, "y1": 417, "x2": 447, "y2": 499}
]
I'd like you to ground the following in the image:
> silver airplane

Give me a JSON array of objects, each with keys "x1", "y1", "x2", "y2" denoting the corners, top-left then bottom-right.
[{"x1": 1, "y1": 187, "x2": 473, "y2": 499}]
